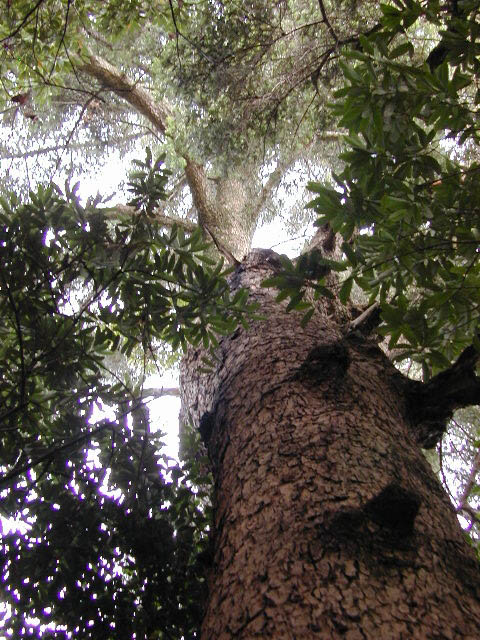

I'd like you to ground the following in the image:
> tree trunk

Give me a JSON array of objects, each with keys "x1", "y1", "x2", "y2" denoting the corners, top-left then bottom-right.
[{"x1": 181, "y1": 249, "x2": 480, "y2": 639}]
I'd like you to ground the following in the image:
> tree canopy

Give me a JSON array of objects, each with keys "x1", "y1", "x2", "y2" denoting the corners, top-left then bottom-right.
[{"x1": 0, "y1": 1, "x2": 479, "y2": 637}]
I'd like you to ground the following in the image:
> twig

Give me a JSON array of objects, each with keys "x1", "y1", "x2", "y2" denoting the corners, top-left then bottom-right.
[
  {"x1": 49, "y1": 0, "x2": 71, "y2": 77},
  {"x1": 1, "y1": 132, "x2": 147, "y2": 161},
  {"x1": 52, "y1": 92, "x2": 102, "y2": 176},
  {"x1": 317, "y1": 0, "x2": 339, "y2": 44},
  {"x1": 166, "y1": 0, "x2": 215, "y2": 64},
  {"x1": 204, "y1": 223, "x2": 240, "y2": 266},
  {"x1": 456, "y1": 448, "x2": 480, "y2": 513},
  {"x1": 168, "y1": 0, "x2": 182, "y2": 70}
]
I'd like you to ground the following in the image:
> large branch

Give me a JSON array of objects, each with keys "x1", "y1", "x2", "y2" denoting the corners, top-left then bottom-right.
[
  {"x1": 184, "y1": 158, "x2": 217, "y2": 227},
  {"x1": 80, "y1": 53, "x2": 220, "y2": 242},
  {"x1": 104, "y1": 204, "x2": 197, "y2": 232},
  {"x1": 80, "y1": 53, "x2": 171, "y2": 134},
  {"x1": 251, "y1": 156, "x2": 297, "y2": 222},
  {"x1": 406, "y1": 344, "x2": 480, "y2": 448},
  {"x1": 250, "y1": 133, "x2": 340, "y2": 223},
  {"x1": 140, "y1": 387, "x2": 180, "y2": 399}
]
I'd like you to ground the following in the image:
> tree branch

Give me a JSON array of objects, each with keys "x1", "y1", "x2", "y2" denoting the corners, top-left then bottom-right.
[
  {"x1": 0, "y1": 132, "x2": 147, "y2": 160},
  {"x1": 1, "y1": 0, "x2": 46, "y2": 43},
  {"x1": 184, "y1": 158, "x2": 217, "y2": 227},
  {"x1": 250, "y1": 155, "x2": 299, "y2": 222},
  {"x1": 317, "y1": 0, "x2": 339, "y2": 44},
  {"x1": 348, "y1": 302, "x2": 381, "y2": 334},
  {"x1": 406, "y1": 344, "x2": 480, "y2": 448},
  {"x1": 103, "y1": 204, "x2": 197, "y2": 232},
  {"x1": 79, "y1": 49, "x2": 268, "y2": 262},
  {"x1": 140, "y1": 387, "x2": 180, "y2": 399},
  {"x1": 80, "y1": 52, "x2": 171, "y2": 134},
  {"x1": 80, "y1": 53, "x2": 224, "y2": 247},
  {"x1": 0, "y1": 420, "x2": 115, "y2": 487},
  {"x1": 203, "y1": 223, "x2": 240, "y2": 266}
]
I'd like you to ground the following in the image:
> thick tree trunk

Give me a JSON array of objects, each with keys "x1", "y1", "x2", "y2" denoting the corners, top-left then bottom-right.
[{"x1": 181, "y1": 250, "x2": 480, "y2": 639}]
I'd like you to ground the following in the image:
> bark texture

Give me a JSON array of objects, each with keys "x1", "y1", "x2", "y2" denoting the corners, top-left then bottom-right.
[{"x1": 181, "y1": 249, "x2": 480, "y2": 640}]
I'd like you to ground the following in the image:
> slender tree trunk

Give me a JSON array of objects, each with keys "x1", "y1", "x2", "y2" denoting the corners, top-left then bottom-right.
[{"x1": 181, "y1": 250, "x2": 480, "y2": 639}]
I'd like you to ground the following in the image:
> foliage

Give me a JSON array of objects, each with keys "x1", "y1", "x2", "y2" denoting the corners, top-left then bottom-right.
[
  {"x1": 1, "y1": 0, "x2": 172, "y2": 82},
  {"x1": 0, "y1": 151, "x2": 253, "y2": 638},
  {"x1": 1, "y1": 0, "x2": 480, "y2": 635},
  {"x1": 258, "y1": 0, "x2": 480, "y2": 546},
  {"x1": 0, "y1": 1, "x2": 381, "y2": 193},
  {"x1": 266, "y1": 1, "x2": 480, "y2": 377},
  {"x1": 261, "y1": 249, "x2": 346, "y2": 326},
  {"x1": 1, "y1": 0, "x2": 171, "y2": 195},
  {"x1": 161, "y1": 1, "x2": 382, "y2": 159}
]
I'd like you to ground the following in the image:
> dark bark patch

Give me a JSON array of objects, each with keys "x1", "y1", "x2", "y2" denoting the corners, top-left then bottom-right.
[
  {"x1": 320, "y1": 485, "x2": 420, "y2": 553},
  {"x1": 364, "y1": 483, "x2": 420, "y2": 538},
  {"x1": 199, "y1": 410, "x2": 215, "y2": 446},
  {"x1": 293, "y1": 341, "x2": 350, "y2": 385},
  {"x1": 439, "y1": 539, "x2": 480, "y2": 597},
  {"x1": 196, "y1": 536, "x2": 215, "y2": 568},
  {"x1": 327, "y1": 507, "x2": 366, "y2": 536},
  {"x1": 321, "y1": 223, "x2": 336, "y2": 253}
]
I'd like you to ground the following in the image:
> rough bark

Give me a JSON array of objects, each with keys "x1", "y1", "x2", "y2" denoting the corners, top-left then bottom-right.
[{"x1": 181, "y1": 249, "x2": 480, "y2": 640}]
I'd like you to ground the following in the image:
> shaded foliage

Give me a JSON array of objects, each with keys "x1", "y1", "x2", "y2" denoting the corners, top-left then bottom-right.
[
  {"x1": 270, "y1": 1, "x2": 480, "y2": 375},
  {"x1": 0, "y1": 152, "x2": 253, "y2": 638}
]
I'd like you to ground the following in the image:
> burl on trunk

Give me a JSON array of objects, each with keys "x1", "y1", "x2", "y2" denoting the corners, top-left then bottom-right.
[{"x1": 181, "y1": 250, "x2": 480, "y2": 639}]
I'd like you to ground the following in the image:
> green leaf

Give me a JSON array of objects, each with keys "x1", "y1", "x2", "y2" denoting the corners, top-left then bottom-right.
[
  {"x1": 300, "y1": 307, "x2": 314, "y2": 327},
  {"x1": 339, "y1": 278, "x2": 353, "y2": 304},
  {"x1": 390, "y1": 41, "x2": 414, "y2": 60}
]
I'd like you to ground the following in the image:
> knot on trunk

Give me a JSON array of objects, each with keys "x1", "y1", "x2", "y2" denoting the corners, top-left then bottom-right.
[
  {"x1": 364, "y1": 483, "x2": 421, "y2": 538},
  {"x1": 323, "y1": 484, "x2": 421, "y2": 551},
  {"x1": 199, "y1": 410, "x2": 215, "y2": 447},
  {"x1": 293, "y1": 341, "x2": 350, "y2": 385}
]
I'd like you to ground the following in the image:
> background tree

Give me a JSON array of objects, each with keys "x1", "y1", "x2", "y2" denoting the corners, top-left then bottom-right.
[{"x1": 1, "y1": 0, "x2": 480, "y2": 638}]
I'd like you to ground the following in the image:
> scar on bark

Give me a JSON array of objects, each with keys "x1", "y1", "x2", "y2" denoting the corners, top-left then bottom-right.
[
  {"x1": 364, "y1": 484, "x2": 421, "y2": 537},
  {"x1": 326, "y1": 483, "x2": 421, "y2": 543},
  {"x1": 405, "y1": 344, "x2": 480, "y2": 448},
  {"x1": 199, "y1": 410, "x2": 215, "y2": 447},
  {"x1": 293, "y1": 341, "x2": 350, "y2": 384}
]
